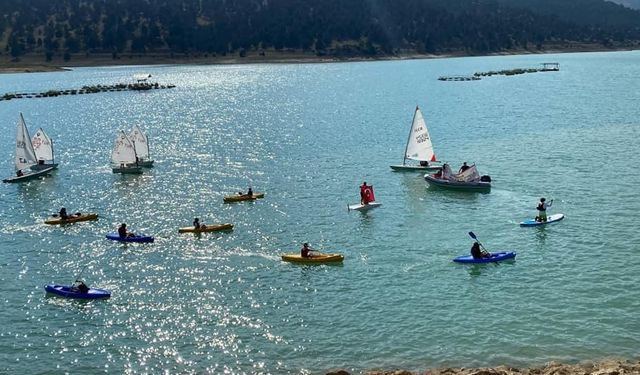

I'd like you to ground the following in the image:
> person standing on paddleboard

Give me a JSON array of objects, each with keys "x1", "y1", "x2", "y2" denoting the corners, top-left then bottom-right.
[{"x1": 536, "y1": 198, "x2": 553, "y2": 222}]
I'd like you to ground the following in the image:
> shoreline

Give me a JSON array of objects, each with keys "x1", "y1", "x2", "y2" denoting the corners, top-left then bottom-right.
[
  {"x1": 1, "y1": 45, "x2": 637, "y2": 73},
  {"x1": 331, "y1": 358, "x2": 640, "y2": 375}
]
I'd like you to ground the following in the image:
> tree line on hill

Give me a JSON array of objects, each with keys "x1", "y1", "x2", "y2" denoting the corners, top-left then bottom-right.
[{"x1": 1, "y1": 0, "x2": 639, "y2": 62}]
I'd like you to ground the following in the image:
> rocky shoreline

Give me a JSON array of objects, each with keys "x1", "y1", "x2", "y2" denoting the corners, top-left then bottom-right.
[{"x1": 326, "y1": 359, "x2": 640, "y2": 375}]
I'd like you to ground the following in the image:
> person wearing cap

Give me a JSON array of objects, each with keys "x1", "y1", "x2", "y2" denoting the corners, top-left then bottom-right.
[
  {"x1": 536, "y1": 197, "x2": 553, "y2": 222},
  {"x1": 458, "y1": 162, "x2": 470, "y2": 173},
  {"x1": 59, "y1": 207, "x2": 69, "y2": 220},
  {"x1": 301, "y1": 243, "x2": 315, "y2": 258}
]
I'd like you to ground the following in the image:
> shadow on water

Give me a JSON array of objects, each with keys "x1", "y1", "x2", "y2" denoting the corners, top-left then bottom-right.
[{"x1": 458, "y1": 259, "x2": 517, "y2": 278}]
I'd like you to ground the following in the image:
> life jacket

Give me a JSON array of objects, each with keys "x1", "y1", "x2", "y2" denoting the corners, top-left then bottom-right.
[{"x1": 537, "y1": 203, "x2": 544, "y2": 211}]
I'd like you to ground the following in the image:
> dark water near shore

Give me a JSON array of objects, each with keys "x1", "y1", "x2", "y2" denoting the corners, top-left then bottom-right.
[{"x1": 1, "y1": 51, "x2": 640, "y2": 374}]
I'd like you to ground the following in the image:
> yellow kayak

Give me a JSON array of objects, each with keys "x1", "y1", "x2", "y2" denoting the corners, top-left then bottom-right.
[
  {"x1": 223, "y1": 192, "x2": 265, "y2": 203},
  {"x1": 281, "y1": 253, "x2": 344, "y2": 264},
  {"x1": 178, "y1": 223, "x2": 234, "y2": 233},
  {"x1": 44, "y1": 213, "x2": 99, "y2": 225}
]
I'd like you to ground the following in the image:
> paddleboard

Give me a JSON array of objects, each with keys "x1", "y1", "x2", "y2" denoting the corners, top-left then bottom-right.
[
  {"x1": 281, "y1": 253, "x2": 344, "y2": 264},
  {"x1": 105, "y1": 233, "x2": 154, "y2": 243},
  {"x1": 44, "y1": 284, "x2": 111, "y2": 299},
  {"x1": 178, "y1": 223, "x2": 234, "y2": 233},
  {"x1": 520, "y1": 213, "x2": 565, "y2": 227},
  {"x1": 453, "y1": 251, "x2": 516, "y2": 264},
  {"x1": 348, "y1": 202, "x2": 382, "y2": 212}
]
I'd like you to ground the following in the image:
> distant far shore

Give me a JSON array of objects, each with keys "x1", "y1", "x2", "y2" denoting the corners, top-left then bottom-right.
[
  {"x1": 0, "y1": 44, "x2": 637, "y2": 73},
  {"x1": 328, "y1": 358, "x2": 640, "y2": 375}
]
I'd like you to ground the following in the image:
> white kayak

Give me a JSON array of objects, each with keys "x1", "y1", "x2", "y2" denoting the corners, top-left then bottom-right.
[{"x1": 348, "y1": 202, "x2": 382, "y2": 212}]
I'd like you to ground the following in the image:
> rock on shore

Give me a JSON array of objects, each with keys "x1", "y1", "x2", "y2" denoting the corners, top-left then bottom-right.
[{"x1": 328, "y1": 359, "x2": 640, "y2": 375}]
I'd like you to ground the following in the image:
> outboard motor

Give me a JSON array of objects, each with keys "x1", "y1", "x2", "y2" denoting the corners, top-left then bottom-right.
[{"x1": 480, "y1": 175, "x2": 491, "y2": 182}]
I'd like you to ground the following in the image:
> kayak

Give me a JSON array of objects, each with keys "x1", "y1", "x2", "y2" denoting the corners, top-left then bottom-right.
[
  {"x1": 453, "y1": 251, "x2": 516, "y2": 264},
  {"x1": 105, "y1": 233, "x2": 154, "y2": 243},
  {"x1": 44, "y1": 284, "x2": 111, "y2": 299},
  {"x1": 44, "y1": 213, "x2": 99, "y2": 225},
  {"x1": 282, "y1": 253, "x2": 344, "y2": 264},
  {"x1": 178, "y1": 223, "x2": 234, "y2": 233},
  {"x1": 223, "y1": 192, "x2": 265, "y2": 203},
  {"x1": 348, "y1": 202, "x2": 382, "y2": 212},
  {"x1": 520, "y1": 213, "x2": 565, "y2": 227}
]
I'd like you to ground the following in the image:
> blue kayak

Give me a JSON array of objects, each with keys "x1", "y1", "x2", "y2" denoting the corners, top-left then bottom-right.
[
  {"x1": 453, "y1": 251, "x2": 516, "y2": 264},
  {"x1": 105, "y1": 233, "x2": 154, "y2": 243},
  {"x1": 520, "y1": 213, "x2": 565, "y2": 227},
  {"x1": 44, "y1": 284, "x2": 111, "y2": 299}
]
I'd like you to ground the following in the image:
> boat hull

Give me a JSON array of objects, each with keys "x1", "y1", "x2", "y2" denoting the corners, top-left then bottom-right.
[
  {"x1": 112, "y1": 166, "x2": 143, "y2": 174},
  {"x1": 453, "y1": 251, "x2": 516, "y2": 263},
  {"x1": 44, "y1": 284, "x2": 111, "y2": 299},
  {"x1": 105, "y1": 233, "x2": 154, "y2": 242},
  {"x1": 45, "y1": 213, "x2": 98, "y2": 225},
  {"x1": 137, "y1": 160, "x2": 154, "y2": 168},
  {"x1": 390, "y1": 164, "x2": 442, "y2": 172},
  {"x1": 520, "y1": 213, "x2": 565, "y2": 227},
  {"x1": 31, "y1": 162, "x2": 58, "y2": 171},
  {"x1": 3, "y1": 167, "x2": 54, "y2": 183},
  {"x1": 178, "y1": 223, "x2": 234, "y2": 233},
  {"x1": 348, "y1": 202, "x2": 382, "y2": 211},
  {"x1": 424, "y1": 174, "x2": 491, "y2": 192},
  {"x1": 223, "y1": 192, "x2": 265, "y2": 203},
  {"x1": 282, "y1": 253, "x2": 344, "y2": 264}
]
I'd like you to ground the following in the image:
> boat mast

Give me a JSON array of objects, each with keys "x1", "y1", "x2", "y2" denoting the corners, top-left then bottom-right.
[{"x1": 402, "y1": 106, "x2": 419, "y2": 166}]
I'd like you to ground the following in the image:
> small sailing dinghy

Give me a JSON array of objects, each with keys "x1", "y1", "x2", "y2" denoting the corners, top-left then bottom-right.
[
  {"x1": 348, "y1": 183, "x2": 382, "y2": 212},
  {"x1": 424, "y1": 163, "x2": 491, "y2": 192},
  {"x1": 390, "y1": 106, "x2": 442, "y2": 172},
  {"x1": 31, "y1": 127, "x2": 58, "y2": 171},
  {"x1": 3, "y1": 113, "x2": 54, "y2": 183},
  {"x1": 129, "y1": 125, "x2": 154, "y2": 167},
  {"x1": 111, "y1": 131, "x2": 143, "y2": 174}
]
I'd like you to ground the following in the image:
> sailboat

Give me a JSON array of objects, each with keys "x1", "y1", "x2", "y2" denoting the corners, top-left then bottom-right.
[
  {"x1": 390, "y1": 105, "x2": 442, "y2": 172},
  {"x1": 3, "y1": 113, "x2": 55, "y2": 183},
  {"x1": 129, "y1": 125, "x2": 154, "y2": 167},
  {"x1": 31, "y1": 127, "x2": 59, "y2": 171},
  {"x1": 111, "y1": 131, "x2": 143, "y2": 174}
]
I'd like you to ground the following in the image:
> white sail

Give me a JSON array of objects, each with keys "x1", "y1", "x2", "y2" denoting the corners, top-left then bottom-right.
[
  {"x1": 32, "y1": 128, "x2": 54, "y2": 162},
  {"x1": 111, "y1": 131, "x2": 138, "y2": 165},
  {"x1": 129, "y1": 125, "x2": 150, "y2": 160},
  {"x1": 15, "y1": 113, "x2": 38, "y2": 171},
  {"x1": 405, "y1": 106, "x2": 436, "y2": 162}
]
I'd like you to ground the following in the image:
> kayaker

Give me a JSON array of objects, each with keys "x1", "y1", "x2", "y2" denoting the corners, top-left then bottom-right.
[
  {"x1": 458, "y1": 162, "x2": 470, "y2": 173},
  {"x1": 59, "y1": 207, "x2": 69, "y2": 220},
  {"x1": 247, "y1": 187, "x2": 253, "y2": 196},
  {"x1": 193, "y1": 218, "x2": 201, "y2": 229},
  {"x1": 301, "y1": 242, "x2": 315, "y2": 258},
  {"x1": 118, "y1": 223, "x2": 135, "y2": 238},
  {"x1": 471, "y1": 242, "x2": 490, "y2": 259},
  {"x1": 73, "y1": 280, "x2": 89, "y2": 293},
  {"x1": 535, "y1": 198, "x2": 553, "y2": 222}
]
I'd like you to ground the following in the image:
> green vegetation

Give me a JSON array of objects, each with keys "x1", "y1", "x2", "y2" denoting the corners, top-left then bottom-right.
[{"x1": 1, "y1": 0, "x2": 639, "y2": 62}]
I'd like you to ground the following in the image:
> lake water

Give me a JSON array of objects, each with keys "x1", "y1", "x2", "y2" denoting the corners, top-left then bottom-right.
[{"x1": 1, "y1": 51, "x2": 640, "y2": 374}]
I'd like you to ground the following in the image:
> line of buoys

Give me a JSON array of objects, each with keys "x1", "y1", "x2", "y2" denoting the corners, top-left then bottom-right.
[{"x1": 0, "y1": 82, "x2": 176, "y2": 101}]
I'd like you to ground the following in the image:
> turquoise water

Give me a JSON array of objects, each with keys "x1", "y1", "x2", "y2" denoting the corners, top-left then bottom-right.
[{"x1": 1, "y1": 51, "x2": 640, "y2": 374}]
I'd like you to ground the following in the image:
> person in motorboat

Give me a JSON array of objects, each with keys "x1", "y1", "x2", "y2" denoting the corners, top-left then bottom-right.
[
  {"x1": 59, "y1": 207, "x2": 69, "y2": 220},
  {"x1": 72, "y1": 280, "x2": 90, "y2": 293},
  {"x1": 301, "y1": 242, "x2": 316, "y2": 258},
  {"x1": 458, "y1": 162, "x2": 470, "y2": 173},
  {"x1": 118, "y1": 223, "x2": 136, "y2": 238},
  {"x1": 471, "y1": 242, "x2": 491, "y2": 259},
  {"x1": 535, "y1": 198, "x2": 553, "y2": 222}
]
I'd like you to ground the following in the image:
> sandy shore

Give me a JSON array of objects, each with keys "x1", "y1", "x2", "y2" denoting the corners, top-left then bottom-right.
[
  {"x1": 325, "y1": 359, "x2": 640, "y2": 375},
  {"x1": 1, "y1": 45, "x2": 636, "y2": 73}
]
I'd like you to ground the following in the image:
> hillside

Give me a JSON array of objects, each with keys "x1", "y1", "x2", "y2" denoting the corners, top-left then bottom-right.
[
  {"x1": 1, "y1": 0, "x2": 639, "y2": 64},
  {"x1": 608, "y1": 0, "x2": 640, "y2": 9}
]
